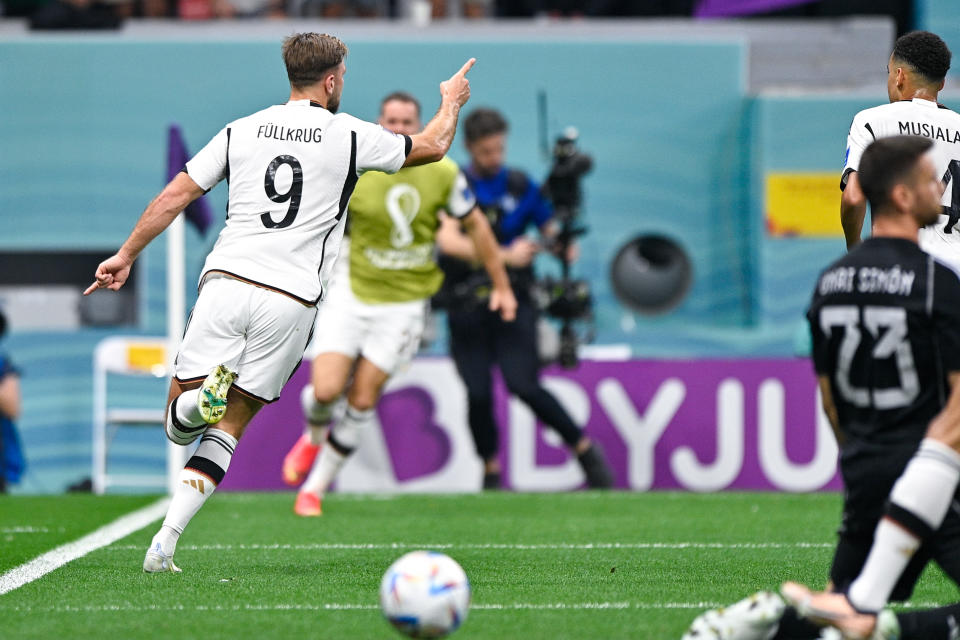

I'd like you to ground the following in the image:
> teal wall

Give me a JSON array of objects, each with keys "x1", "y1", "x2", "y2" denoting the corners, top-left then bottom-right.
[
  {"x1": 916, "y1": 0, "x2": 960, "y2": 73},
  {"x1": 2, "y1": 37, "x2": 758, "y2": 492},
  {"x1": 749, "y1": 94, "x2": 879, "y2": 328}
]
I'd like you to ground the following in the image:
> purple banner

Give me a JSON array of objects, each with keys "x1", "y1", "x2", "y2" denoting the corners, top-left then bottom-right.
[
  {"x1": 220, "y1": 357, "x2": 840, "y2": 493},
  {"x1": 694, "y1": 0, "x2": 816, "y2": 18}
]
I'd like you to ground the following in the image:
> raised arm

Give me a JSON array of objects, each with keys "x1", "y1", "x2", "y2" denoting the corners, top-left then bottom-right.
[
  {"x1": 404, "y1": 59, "x2": 475, "y2": 168},
  {"x1": 84, "y1": 172, "x2": 206, "y2": 295}
]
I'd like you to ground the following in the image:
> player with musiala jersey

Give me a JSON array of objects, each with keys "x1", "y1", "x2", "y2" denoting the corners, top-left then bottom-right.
[
  {"x1": 685, "y1": 136, "x2": 960, "y2": 640},
  {"x1": 84, "y1": 32, "x2": 479, "y2": 572},
  {"x1": 281, "y1": 91, "x2": 516, "y2": 516},
  {"x1": 841, "y1": 30, "x2": 960, "y2": 270}
]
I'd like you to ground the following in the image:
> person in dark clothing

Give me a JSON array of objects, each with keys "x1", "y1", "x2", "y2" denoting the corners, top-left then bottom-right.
[
  {"x1": 436, "y1": 107, "x2": 612, "y2": 490},
  {"x1": 684, "y1": 137, "x2": 960, "y2": 640}
]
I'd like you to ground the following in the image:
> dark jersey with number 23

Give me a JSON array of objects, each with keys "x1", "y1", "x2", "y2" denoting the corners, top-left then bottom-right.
[{"x1": 807, "y1": 237, "x2": 960, "y2": 446}]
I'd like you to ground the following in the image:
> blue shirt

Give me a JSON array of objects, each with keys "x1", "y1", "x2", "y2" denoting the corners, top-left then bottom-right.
[
  {"x1": 0, "y1": 352, "x2": 24, "y2": 483},
  {"x1": 465, "y1": 166, "x2": 553, "y2": 245}
]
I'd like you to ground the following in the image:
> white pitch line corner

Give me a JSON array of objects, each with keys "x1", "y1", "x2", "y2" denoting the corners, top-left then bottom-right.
[{"x1": 0, "y1": 497, "x2": 169, "y2": 596}]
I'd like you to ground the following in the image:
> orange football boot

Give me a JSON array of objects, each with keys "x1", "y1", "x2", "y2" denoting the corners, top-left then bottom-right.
[{"x1": 282, "y1": 434, "x2": 320, "y2": 486}]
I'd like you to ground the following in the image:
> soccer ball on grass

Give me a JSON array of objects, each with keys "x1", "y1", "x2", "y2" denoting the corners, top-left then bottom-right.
[{"x1": 379, "y1": 550, "x2": 471, "y2": 638}]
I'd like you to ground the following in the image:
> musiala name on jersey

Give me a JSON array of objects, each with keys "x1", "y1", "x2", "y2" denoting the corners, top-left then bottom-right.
[
  {"x1": 899, "y1": 121, "x2": 960, "y2": 144},
  {"x1": 818, "y1": 265, "x2": 916, "y2": 296},
  {"x1": 257, "y1": 123, "x2": 323, "y2": 143}
]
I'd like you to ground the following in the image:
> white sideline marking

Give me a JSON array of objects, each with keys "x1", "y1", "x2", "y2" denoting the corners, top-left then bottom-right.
[
  {"x1": 0, "y1": 498, "x2": 169, "y2": 596},
  {"x1": 108, "y1": 541, "x2": 833, "y2": 551},
  {"x1": 0, "y1": 601, "x2": 949, "y2": 613}
]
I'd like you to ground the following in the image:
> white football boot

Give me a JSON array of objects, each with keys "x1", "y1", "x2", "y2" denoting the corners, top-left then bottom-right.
[
  {"x1": 682, "y1": 591, "x2": 786, "y2": 640},
  {"x1": 142, "y1": 541, "x2": 181, "y2": 573}
]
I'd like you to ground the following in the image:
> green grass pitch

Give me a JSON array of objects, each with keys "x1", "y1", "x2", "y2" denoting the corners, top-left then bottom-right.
[{"x1": 1, "y1": 492, "x2": 957, "y2": 639}]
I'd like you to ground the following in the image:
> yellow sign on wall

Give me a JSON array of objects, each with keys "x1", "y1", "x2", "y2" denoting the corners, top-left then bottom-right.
[{"x1": 766, "y1": 172, "x2": 842, "y2": 237}]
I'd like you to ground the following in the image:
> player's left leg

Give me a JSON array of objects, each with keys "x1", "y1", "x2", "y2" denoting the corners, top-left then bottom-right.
[
  {"x1": 145, "y1": 386, "x2": 262, "y2": 573},
  {"x1": 494, "y1": 303, "x2": 613, "y2": 488},
  {"x1": 296, "y1": 357, "x2": 390, "y2": 515},
  {"x1": 283, "y1": 352, "x2": 355, "y2": 486}
]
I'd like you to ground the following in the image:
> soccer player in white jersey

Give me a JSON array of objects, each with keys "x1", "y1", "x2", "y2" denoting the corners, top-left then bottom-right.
[
  {"x1": 842, "y1": 31, "x2": 960, "y2": 269},
  {"x1": 83, "y1": 32, "x2": 479, "y2": 572},
  {"x1": 280, "y1": 91, "x2": 516, "y2": 516}
]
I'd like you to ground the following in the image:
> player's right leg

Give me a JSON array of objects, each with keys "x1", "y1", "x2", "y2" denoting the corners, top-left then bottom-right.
[
  {"x1": 784, "y1": 439, "x2": 960, "y2": 633},
  {"x1": 145, "y1": 276, "x2": 314, "y2": 572},
  {"x1": 282, "y1": 352, "x2": 354, "y2": 486}
]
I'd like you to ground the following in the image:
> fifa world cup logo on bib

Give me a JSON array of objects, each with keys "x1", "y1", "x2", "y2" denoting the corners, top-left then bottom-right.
[{"x1": 385, "y1": 183, "x2": 421, "y2": 248}]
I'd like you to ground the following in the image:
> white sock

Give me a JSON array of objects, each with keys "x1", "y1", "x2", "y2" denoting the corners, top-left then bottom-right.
[
  {"x1": 166, "y1": 389, "x2": 207, "y2": 445},
  {"x1": 848, "y1": 439, "x2": 960, "y2": 611},
  {"x1": 299, "y1": 405, "x2": 374, "y2": 497},
  {"x1": 300, "y1": 446, "x2": 346, "y2": 498},
  {"x1": 175, "y1": 388, "x2": 204, "y2": 426},
  {"x1": 300, "y1": 384, "x2": 336, "y2": 445},
  {"x1": 154, "y1": 429, "x2": 237, "y2": 556}
]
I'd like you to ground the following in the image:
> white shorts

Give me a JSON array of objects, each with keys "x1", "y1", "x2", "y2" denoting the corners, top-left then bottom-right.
[
  {"x1": 175, "y1": 274, "x2": 317, "y2": 403},
  {"x1": 921, "y1": 216, "x2": 960, "y2": 273},
  {"x1": 305, "y1": 267, "x2": 426, "y2": 375}
]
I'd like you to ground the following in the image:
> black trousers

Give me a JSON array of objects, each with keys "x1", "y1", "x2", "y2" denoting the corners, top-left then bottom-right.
[
  {"x1": 447, "y1": 300, "x2": 582, "y2": 461},
  {"x1": 830, "y1": 440, "x2": 960, "y2": 600}
]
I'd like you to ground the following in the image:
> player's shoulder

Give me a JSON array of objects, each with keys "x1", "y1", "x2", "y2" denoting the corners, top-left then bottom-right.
[
  {"x1": 933, "y1": 255, "x2": 960, "y2": 290},
  {"x1": 935, "y1": 102, "x2": 960, "y2": 122},
  {"x1": 328, "y1": 112, "x2": 380, "y2": 133},
  {"x1": 229, "y1": 104, "x2": 282, "y2": 128},
  {"x1": 851, "y1": 102, "x2": 903, "y2": 123}
]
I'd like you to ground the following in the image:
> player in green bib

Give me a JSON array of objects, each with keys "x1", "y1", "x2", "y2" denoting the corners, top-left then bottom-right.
[
  {"x1": 348, "y1": 152, "x2": 465, "y2": 304},
  {"x1": 283, "y1": 91, "x2": 516, "y2": 516}
]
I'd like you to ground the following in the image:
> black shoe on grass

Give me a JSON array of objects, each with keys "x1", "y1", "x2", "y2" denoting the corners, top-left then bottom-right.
[{"x1": 578, "y1": 443, "x2": 613, "y2": 488}]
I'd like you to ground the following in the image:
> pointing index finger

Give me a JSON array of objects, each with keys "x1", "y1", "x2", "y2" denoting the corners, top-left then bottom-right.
[
  {"x1": 456, "y1": 58, "x2": 476, "y2": 77},
  {"x1": 83, "y1": 281, "x2": 100, "y2": 296}
]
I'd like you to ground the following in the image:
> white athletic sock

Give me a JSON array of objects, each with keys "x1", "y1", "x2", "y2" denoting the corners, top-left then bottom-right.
[
  {"x1": 300, "y1": 384, "x2": 336, "y2": 445},
  {"x1": 175, "y1": 388, "x2": 204, "y2": 426},
  {"x1": 848, "y1": 439, "x2": 960, "y2": 612},
  {"x1": 156, "y1": 429, "x2": 237, "y2": 556},
  {"x1": 166, "y1": 389, "x2": 207, "y2": 445},
  {"x1": 299, "y1": 405, "x2": 374, "y2": 497},
  {"x1": 300, "y1": 446, "x2": 346, "y2": 498}
]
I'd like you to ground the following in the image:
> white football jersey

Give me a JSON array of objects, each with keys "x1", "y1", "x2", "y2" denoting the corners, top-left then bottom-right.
[
  {"x1": 843, "y1": 98, "x2": 960, "y2": 231},
  {"x1": 185, "y1": 99, "x2": 410, "y2": 305}
]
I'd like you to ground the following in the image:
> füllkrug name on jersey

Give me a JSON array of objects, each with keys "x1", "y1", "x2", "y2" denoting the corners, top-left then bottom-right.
[
  {"x1": 899, "y1": 121, "x2": 960, "y2": 144},
  {"x1": 187, "y1": 100, "x2": 410, "y2": 305},
  {"x1": 257, "y1": 123, "x2": 323, "y2": 143},
  {"x1": 818, "y1": 265, "x2": 916, "y2": 296}
]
